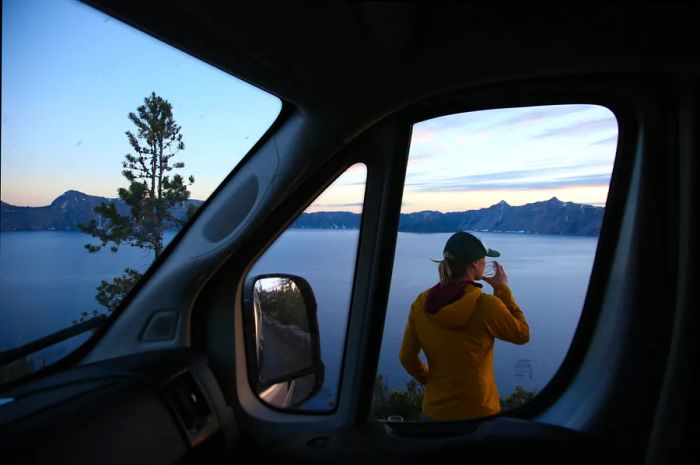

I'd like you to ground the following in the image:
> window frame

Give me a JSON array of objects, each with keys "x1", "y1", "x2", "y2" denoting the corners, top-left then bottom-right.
[
  {"x1": 373, "y1": 99, "x2": 630, "y2": 421},
  {"x1": 370, "y1": 84, "x2": 646, "y2": 424},
  {"x1": 238, "y1": 161, "x2": 370, "y2": 414}
]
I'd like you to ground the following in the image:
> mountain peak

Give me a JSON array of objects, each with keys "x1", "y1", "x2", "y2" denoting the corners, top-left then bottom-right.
[
  {"x1": 56, "y1": 189, "x2": 89, "y2": 199},
  {"x1": 486, "y1": 200, "x2": 510, "y2": 209},
  {"x1": 547, "y1": 196, "x2": 561, "y2": 203},
  {"x1": 51, "y1": 190, "x2": 90, "y2": 206}
]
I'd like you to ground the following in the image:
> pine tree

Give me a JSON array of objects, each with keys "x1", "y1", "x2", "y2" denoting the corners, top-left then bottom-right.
[{"x1": 80, "y1": 92, "x2": 195, "y2": 313}]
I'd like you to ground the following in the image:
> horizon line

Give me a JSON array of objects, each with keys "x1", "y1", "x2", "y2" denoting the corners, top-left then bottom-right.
[{"x1": 1, "y1": 189, "x2": 606, "y2": 212}]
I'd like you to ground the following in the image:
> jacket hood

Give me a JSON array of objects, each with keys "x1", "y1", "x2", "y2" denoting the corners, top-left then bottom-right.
[{"x1": 426, "y1": 281, "x2": 482, "y2": 329}]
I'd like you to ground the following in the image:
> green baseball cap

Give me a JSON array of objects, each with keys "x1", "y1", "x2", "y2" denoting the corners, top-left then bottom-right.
[{"x1": 443, "y1": 231, "x2": 500, "y2": 264}]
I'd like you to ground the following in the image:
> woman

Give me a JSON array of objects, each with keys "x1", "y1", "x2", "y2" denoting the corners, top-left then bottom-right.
[{"x1": 399, "y1": 231, "x2": 530, "y2": 421}]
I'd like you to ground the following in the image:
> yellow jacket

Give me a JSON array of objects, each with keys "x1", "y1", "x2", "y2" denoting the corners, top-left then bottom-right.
[{"x1": 399, "y1": 283, "x2": 529, "y2": 421}]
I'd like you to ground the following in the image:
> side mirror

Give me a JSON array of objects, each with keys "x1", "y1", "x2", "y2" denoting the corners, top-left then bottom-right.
[{"x1": 242, "y1": 274, "x2": 324, "y2": 409}]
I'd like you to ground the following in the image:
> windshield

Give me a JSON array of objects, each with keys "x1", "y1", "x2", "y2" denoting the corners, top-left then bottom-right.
[{"x1": 0, "y1": 0, "x2": 281, "y2": 384}]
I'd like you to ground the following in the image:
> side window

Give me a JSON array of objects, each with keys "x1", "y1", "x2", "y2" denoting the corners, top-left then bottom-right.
[
  {"x1": 246, "y1": 164, "x2": 367, "y2": 411},
  {"x1": 0, "y1": 0, "x2": 280, "y2": 384},
  {"x1": 373, "y1": 104, "x2": 618, "y2": 421}
]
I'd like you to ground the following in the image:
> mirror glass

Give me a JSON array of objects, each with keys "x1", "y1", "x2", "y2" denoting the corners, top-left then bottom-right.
[
  {"x1": 258, "y1": 372, "x2": 319, "y2": 410},
  {"x1": 253, "y1": 277, "x2": 313, "y2": 387}
]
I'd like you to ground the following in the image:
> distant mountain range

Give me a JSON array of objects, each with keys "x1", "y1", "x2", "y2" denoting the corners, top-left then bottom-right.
[
  {"x1": 1, "y1": 190, "x2": 604, "y2": 236},
  {"x1": 295, "y1": 197, "x2": 604, "y2": 236},
  {"x1": 0, "y1": 190, "x2": 203, "y2": 232}
]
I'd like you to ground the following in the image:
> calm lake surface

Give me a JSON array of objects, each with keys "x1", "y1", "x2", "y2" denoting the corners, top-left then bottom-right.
[{"x1": 0, "y1": 230, "x2": 597, "y2": 404}]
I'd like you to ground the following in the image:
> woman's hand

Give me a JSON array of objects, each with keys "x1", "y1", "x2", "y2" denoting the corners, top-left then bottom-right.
[{"x1": 483, "y1": 261, "x2": 508, "y2": 289}]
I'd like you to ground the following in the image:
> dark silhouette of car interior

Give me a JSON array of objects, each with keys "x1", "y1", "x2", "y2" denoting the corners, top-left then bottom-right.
[{"x1": 1, "y1": 2, "x2": 698, "y2": 464}]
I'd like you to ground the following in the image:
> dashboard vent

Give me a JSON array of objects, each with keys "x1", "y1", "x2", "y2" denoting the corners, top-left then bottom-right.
[{"x1": 162, "y1": 370, "x2": 213, "y2": 446}]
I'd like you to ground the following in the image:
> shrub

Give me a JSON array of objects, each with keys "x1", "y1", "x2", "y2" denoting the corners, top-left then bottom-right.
[
  {"x1": 370, "y1": 374, "x2": 538, "y2": 420},
  {"x1": 371, "y1": 374, "x2": 424, "y2": 421},
  {"x1": 500, "y1": 385, "x2": 538, "y2": 411}
]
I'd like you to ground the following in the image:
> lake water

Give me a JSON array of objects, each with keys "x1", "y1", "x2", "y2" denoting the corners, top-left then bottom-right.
[
  {"x1": 379, "y1": 231, "x2": 597, "y2": 397},
  {"x1": 0, "y1": 230, "x2": 597, "y2": 405}
]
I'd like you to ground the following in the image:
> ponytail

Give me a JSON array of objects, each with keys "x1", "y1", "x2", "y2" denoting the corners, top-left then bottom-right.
[
  {"x1": 438, "y1": 259, "x2": 452, "y2": 286},
  {"x1": 435, "y1": 258, "x2": 467, "y2": 286}
]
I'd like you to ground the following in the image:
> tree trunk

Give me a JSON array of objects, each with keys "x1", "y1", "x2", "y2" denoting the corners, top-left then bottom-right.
[{"x1": 155, "y1": 236, "x2": 162, "y2": 259}]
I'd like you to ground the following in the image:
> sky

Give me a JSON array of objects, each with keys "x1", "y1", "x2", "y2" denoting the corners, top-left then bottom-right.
[
  {"x1": 401, "y1": 104, "x2": 618, "y2": 212},
  {"x1": 2, "y1": 0, "x2": 618, "y2": 215},
  {"x1": 1, "y1": 0, "x2": 281, "y2": 206},
  {"x1": 310, "y1": 104, "x2": 617, "y2": 214}
]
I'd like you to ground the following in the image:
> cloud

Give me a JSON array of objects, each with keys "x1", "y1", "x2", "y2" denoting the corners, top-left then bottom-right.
[
  {"x1": 495, "y1": 105, "x2": 594, "y2": 127},
  {"x1": 411, "y1": 127, "x2": 442, "y2": 143},
  {"x1": 413, "y1": 105, "x2": 613, "y2": 147},
  {"x1": 530, "y1": 117, "x2": 617, "y2": 139},
  {"x1": 407, "y1": 152, "x2": 436, "y2": 167},
  {"x1": 407, "y1": 167, "x2": 611, "y2": 192},
  {"x1": 418, "y1": 105, "x2": 591, "y2": 132},
  {"x1": 589, "y1": 135, "x2": 618, "y2": 146},
  {"x1": 416, "y1": 114, "x2": 483, "y2": 132}
]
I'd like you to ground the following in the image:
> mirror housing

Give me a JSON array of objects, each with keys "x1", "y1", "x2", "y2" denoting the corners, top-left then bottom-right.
[{"x1": 242, "y1": 274, "x2": 324, "y2": 409}]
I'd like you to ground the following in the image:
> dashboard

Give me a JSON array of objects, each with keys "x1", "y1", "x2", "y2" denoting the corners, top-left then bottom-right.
[
  {"x1": 0, "y1": 349, "x2": 231, "y2": 465},
  {"x1": 0, "y1": 348, "x2": 618, "y2": 465}
]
